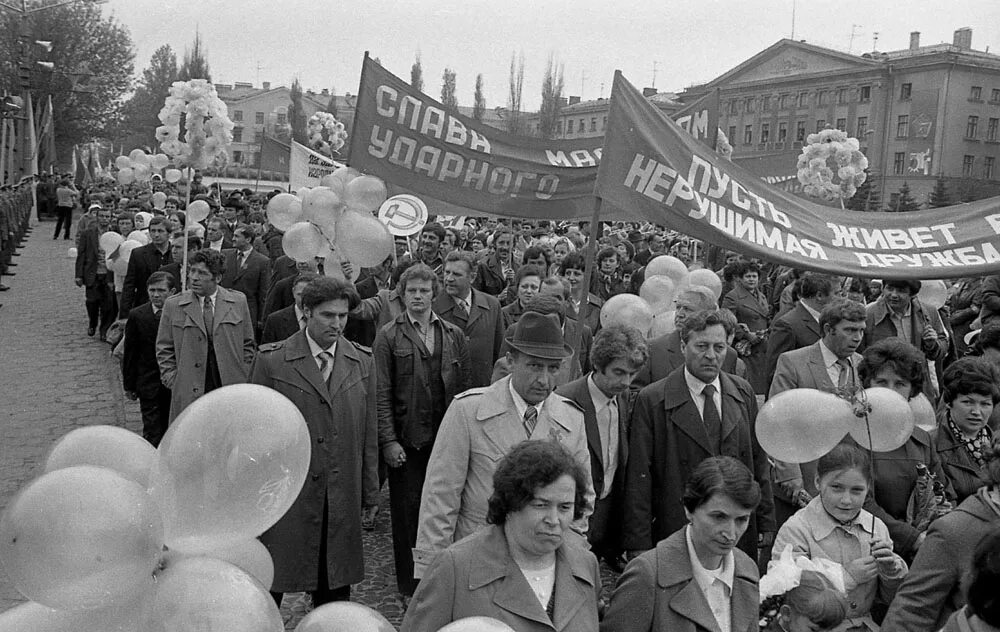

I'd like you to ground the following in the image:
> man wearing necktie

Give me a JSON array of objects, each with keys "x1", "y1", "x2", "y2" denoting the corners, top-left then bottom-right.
[
  {"x1": 768, "y1": 298, "x2": 866, "y2": 528},
  {"x1": 623, "y1": 309, "x2": 775, "y2": 564},
  {"x1": 250, "y1": 276, "x2": 379, "y2": 610},
  {"x1": 220, "y1": 224, "x2": 271, "y2": 341},
  {"x1": 260, "y1": 273, "x2": 316, "y2": 344},
  {"x1": 156, "y1": 249, "x2": 256, "y2": 423},
  {"x1": 413, "y1": 311, "x2": 594, "y2": 580}
]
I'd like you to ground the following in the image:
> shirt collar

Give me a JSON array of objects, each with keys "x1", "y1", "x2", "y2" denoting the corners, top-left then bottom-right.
[
  {"x1": 685, "y1": 525, "x2": 734, "y2": 592},
  {"x1": 801, "y1": 301, "x2": 822, "y2": 323},
  {"x1": 804, "y1": 496, "x2": 875, "y2": 541},
  {"x1": 407, "y1": 309, "x2": 439, "y2": 328},
  {"x1": 818, "y1": 339, "x2": 844, "y2": 369},
  {"x1": 684, "y1": 367, "x2": 721, "y2": 397},
  {"x1": 197, "y1": 288, "x2": 218, "y2": 305},
  {"x1": 508, "y1": 378, "x2": 544, "y2": 419},
  {"x1": 587, "y1": 373, "x2": 615, "y2": 411},
  {"x1": 456, "y1": 291, "x2": 473, "y2": 307},
  {"x1": 294, "y1": 305, "x2": 305, "y2": 323},
  {"x1": 305, "y1": 329, "x2": 337, "y2": 359}
]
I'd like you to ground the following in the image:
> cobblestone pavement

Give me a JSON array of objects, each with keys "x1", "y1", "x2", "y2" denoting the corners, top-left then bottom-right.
[{"x1": 0, "y1": 224, "x2": 620, "y2": 630}]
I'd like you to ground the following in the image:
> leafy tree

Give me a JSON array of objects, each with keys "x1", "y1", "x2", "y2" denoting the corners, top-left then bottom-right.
[
  {"x1": 846, "y1": 169, "x2": 880, "y2": 212},
  {"x1": 538, "y1": 53, "x2": 565, "y2": 139},
  {"x1": 178, "y1": 30, "x2": 211, "y2": 82},
  {"x1": 473, "y1": 74, "x2": 486, "y2": 122},
  {"x1": 928, "y1": 176, "x2": 951, "y2": 207},
  {"x1": 288, "y1": 78, "x2": 308, "y2": 144},
  {"x1": 890, "y1": 181, "x2": 921, "y2": 212},
  {"x1": 0, "y1": 2, "x2": 134, "y2": 168},
  {"x1": 119, "y1": 44, "x2": 178, "y2": 146},
  {"x1": 440, "y1": 68, "x2": 458, "y2": 110},
  {"x1": 506, "y1": 51, "x2": 525, "y2": 135},
  {"x1": 410, "y1": 53, "x2": 423, "y2": 93}
]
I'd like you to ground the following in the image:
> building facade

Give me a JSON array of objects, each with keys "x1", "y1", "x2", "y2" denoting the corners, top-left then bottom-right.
[{"x1": 679, "y1": 28, "x2": 1000, "y2": 209}]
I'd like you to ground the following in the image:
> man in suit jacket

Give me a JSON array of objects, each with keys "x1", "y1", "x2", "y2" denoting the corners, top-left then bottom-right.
[
  {"x1": 119, "y1": 217, "x2": 173, "y2": 318},
  {"x1": 156, "y1": 249, "x2": 256, "y2": 422},
  {"x1": 123, "y1": 271, "x2": 176, "y2": 446},
  {"x1": 472, "y1": 227, "x2": 517, "y2": 297},
  {"x1": 262, "y1": 258, "x2": 319, "y2": 320},
  {"x1": 623, "y1": 310, "x2": 775, "y2": 562},
  {"x1": 769, "y1": 298, "x2": 866, "y2": 527},
  {"x1": 556, "y1": 325, "x2": 647, "y2": 568},
  {"x1": 158, "y1": 233, "x2": 202, "y2": 292},
  {"x1": 413, "y1": 312, "x2": 594, "y2": 579},
  {"x1": 261, "y1": 273, "x2": 315, "y2": 344},
  {"x1": 250, "y1": 276, "x2": 379, "y2": 606},
  {"x1": 74, "y1": 205, "x2": 116, "y2": 338},
  {"x1": 434, "y1": 250, "x2": 504, "y2": 387},
  {"x1": 220, "y1": 225, "x2": 271, "y2": 338},
  {"x1": 764, "y1": 272, "x2": 836, "y2": 394}
]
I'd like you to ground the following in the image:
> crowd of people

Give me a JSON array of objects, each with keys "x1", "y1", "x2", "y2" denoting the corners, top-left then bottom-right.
[
  {"x1": 0, "y1": 177, "x2": 34, "y2": 300},
  {"x1": 43, "y1": 173, "x2": 1000, "y2": 631}
]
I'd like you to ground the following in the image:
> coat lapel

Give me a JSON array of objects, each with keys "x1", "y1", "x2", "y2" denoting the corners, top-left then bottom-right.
[
  {"x1": 663, "y1": 371, "x2": 713, "y2": 454},
  {"x1": 284, "y1": 332, "x2": 334, "y2": 408},
  {"x1": 806, "y1": 344, "x2": 836, "y2": 391},
  {"x1": 467, "y1": 290, "x2": 485, "y2": 329},
  {"x1": 550, "y1": 545, "x2": 594, "y2": 631},
  {"x1": 797, "y1": 305, "x2": 821, "y2": 338},
  {"x1": 476, "y1": 379, "x2": 519, "y2": 453},
  {"x1": 719, "y1": 374, "x2": 745, "y2": 443},
  {"x1": 328, "y1": 339, "x2": 363, "y2": 400},
  {"x1": 181, "y1": 292, "x2": 207, "y2": 335},
  {"x1": 575, "y1": 380, "x2": 604, "y2": 470},
  {"x1": 658, "y1": 534, "x2": 723, "y2": 632}
]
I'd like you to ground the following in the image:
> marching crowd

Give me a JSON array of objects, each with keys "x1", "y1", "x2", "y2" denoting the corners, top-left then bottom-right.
[{"x1": 36, "y1": 173, "x2": 1000, "y2": 632}]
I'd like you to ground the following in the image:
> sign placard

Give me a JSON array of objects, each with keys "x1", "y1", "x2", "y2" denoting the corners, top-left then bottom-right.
[{"x1": 378, "y1": 194, "x2": 428, "y2": 236}]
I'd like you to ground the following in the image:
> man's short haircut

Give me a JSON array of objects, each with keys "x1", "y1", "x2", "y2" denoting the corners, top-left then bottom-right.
[
  {"x1": 292, "y1": 272, "x2": 319, "y2": 289},
  {"x1": 715, "y1": 308, "x2": 738, "y2": 337},
  {"x1": 682, "y1": 456, "x2": 761, "y2": 513},
  {"x1": 189, "y1": 249, "x2": 226, "y2": 277},
  {"x1": 677, "y1": 286, "x2": 718, "y2": 311},
  {"x1": 521, "y1": 245, "x2": 549, "y2": 267},
  {"x1": 819, "y1": 298, "x2": 867, "y2": 333},
  {"x1": 444, "y1": 250, "x2": 477, "y2": 276},
  {"x1": 146, "y1": 270, "x2": 175, "y2": 290},
  {"x1": 422, "y1": 222, "x2": 446, "y2": 243},
  {"x1": 391, "y1": 258, "x2": 417, "y2": 287},
  {"x1": 858, "y1": 338, "x2": 925, "y2": 398},
  {"x1": 514, "y1": 264, "x2": 544, "y2": 288},
  {"x1": 883, "y1": 278, "x2": 921, "y2": 294},
  {"x1": 591, "y1": 325, "x2": 649, "y2": 372},
  {"x1": 207, "y1": 216, "x2": 225, "y2": 230},
  {"x1": 246, "y1": 211, "x2": 265, "y2": 225},
  {"x1": 679, "y1": 309, "x2": 729, "y2": 343},
  {"x1": 559, "y1": 251, "x2": 586, "y2": 273},
  {"x1": 798, "y1": 272, "x2": 836, "y2": 300},
  {"x1": 486, "y1": 440, "x2": 590, "y2": 524},
  {"x1": 541, "y1": 276, "x2": 571, "y2": 301},
  {"x1": 301, "y1": 276, "x2": 361, "y2": 311},
  {"x1": 492, "y1": 226, "x2": 514, "y2": 243},
  {"x1": 398, "y1": 263, "x2": 440, "y2": 296},
  {"x1": 233, "y1": 223, "x2": 253, "y2": 240},
  {"x1": 147, "y1": 216, "x2": 167, "y2": 231}
]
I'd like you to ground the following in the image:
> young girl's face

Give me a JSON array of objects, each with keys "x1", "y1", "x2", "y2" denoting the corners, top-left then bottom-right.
[{"x1": 816, "y1": 467, "x2": 869, "y2": 523}]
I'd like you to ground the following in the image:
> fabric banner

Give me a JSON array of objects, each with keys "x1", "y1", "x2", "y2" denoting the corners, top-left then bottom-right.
[
  {"x1": 259, "y1": 135, "x2": 291, "y2": 174},
  {"x1": 289, "y1": 140, "x2": 344, "y2": 190},
  {"x1": 594, "y1": 71, "x2": 1000, "y2": 279}
]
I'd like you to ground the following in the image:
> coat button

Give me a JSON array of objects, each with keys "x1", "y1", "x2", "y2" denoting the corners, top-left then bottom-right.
[
  {"x1": 311, "y1": 473, "x2": 320, "y2": 481},
  {"x1": 193, "y1": 387, "x2": 199, "y2": 393},
  {"x1": 317, "y1": 437, "x2": 325, "y2": 443},
  {"x1": 194, "y1": 363, "x2": 201, "y2": 368}
]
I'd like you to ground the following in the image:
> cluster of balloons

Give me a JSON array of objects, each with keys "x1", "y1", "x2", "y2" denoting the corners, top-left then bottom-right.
[
  {"x1": 0, "y1": 384, "x2": 313, "y2": 631},
  {"x1": 756, "y1": 387, "x2": 915, "y2": 464},
  {"x1": 600, "y1": 254, "x2": 723, "y2": 339},
  {"x1": 267, "y1": 166, "x2": 394, "y2": 280},
  {"x1": 99, "y1": 231, "x2": 144, "y2": 276},
  {"x1": 115, "y1": 149, "x2": 172, "y2": 186},
  {"x1": 291, "y1": 606, "x2": 515, "y2": 632}
]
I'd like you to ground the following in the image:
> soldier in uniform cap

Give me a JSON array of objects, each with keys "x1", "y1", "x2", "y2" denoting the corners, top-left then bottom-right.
[{"x1": 412, "y1": 311, "x2": 595, "y2": 579}]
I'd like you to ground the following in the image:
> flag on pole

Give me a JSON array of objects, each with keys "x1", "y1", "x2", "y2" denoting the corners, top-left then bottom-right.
[
  {"x1": 74, "y1": 144, "x2": 89, "y2": 187},
  {"x1": 22, "y1": 93, "x2": 39, "y2": 225},
  {"x1": 35, "y1": 95, "x2": 56, "y2": 174},
  {"x1": 259, "y1": 135, "x2": 291, "y2": 174},
  {"x1": 86, "y1": 143, "x2": 98, "y2": 181}
]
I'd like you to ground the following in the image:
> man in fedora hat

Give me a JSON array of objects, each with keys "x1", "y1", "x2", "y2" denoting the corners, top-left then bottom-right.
[{"x1": 412, "y1": 311, "x2": 594, "y2": 579}]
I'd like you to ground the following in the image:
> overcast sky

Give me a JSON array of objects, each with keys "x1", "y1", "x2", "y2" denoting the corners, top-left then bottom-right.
[{"x1": 102, "y1": 0, "x2": 1000, "y2": 109}]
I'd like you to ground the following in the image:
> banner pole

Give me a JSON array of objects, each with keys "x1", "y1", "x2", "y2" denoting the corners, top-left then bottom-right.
[
  {"x1": 580, "y1": 196, "x2": 603, "y2": 312},
  {"x1": 182, "y1": 166, "x2": 192, "y2": 292}
]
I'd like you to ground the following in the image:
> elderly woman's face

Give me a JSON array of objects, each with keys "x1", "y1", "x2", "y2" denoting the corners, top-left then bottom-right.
[
  {"x1": 949, "y1": 391, "x2": 993, "y2": 437},
  {"x1": 505, "y1": 474, "x2": 576, "y2": 558}
]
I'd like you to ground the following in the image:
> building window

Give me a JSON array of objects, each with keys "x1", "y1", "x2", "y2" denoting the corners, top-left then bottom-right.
[
  {"x1": 900, "y1": 83, "x2": 912, "y2": 100},
  {"x1": 796, "y1": 121, "x2": 806, "y2": 141},
  {"x1": 837, "y1": 88, "x2": 848, "y2": 105},
  {"x1": 963, "y1": 155, "x2": 975, "y2": 177},
  {"x1": 761, "y1": 95, "x2": 771, "y2": 111},
  {"x1": 986, "y1": 156, "x2": 996, "y2": 180},
  {"x1": 893, "y1": 152, "x2": 906, "y2": 175},
  {"x1": 556, "y1": 120, "x2": 563, "y2": 135},
  {"x1": 779, "y1": 94, "x2": 789, "y2": 109},
  {"x1": 778, "y1": 122, "x2": 788, "y2": 142},
  {"x1": 567, "y1": 119, "x2": 574, "y2": 134},
  {"x1": 896, "y1": 115, "x2": 909, "y2": 138},
  {"x1": 251, "y1": 152, "x2": 260, "y2": 168},
  {"x1": 232, "y1": 127, "x2": 243, "y2": 143},
  {"x1": 859, "y1": 86, "x2": 871, "y2": 102},
  {"x1": 232, "y1": 110, "x2": 243, "y2": 122},
  {"x1": 971, "y1": 86, "x2": 983, "y2": 101},
  {"x1": 967, "y1": 115, "x2": 980, "y2": 139},
  {"x1": 590, "y1": 117, "x2": 597, "y2": 132},
  {"x1": 728, "y1": 125, "x2": 737, "y2": 143},
  {"x1": 798, "y1": 91, "x2": 809, "y2": 108},
  {"x1": 745, "y1": 97, "x2": 755, "y2": 113},
  {"x1": 579, "y1": 119, "x2": 585, "y2": 133},
  {"x1": 276, "y1": 112, "x2": 287, "y2": 125},
  {"x1": 992, "y1": 88, "x2": 1000, "y2": 103},
  {"x1": 817, "y1": 90, "x2": 827, "y2": 106},
  {"x1": 602, "y1": 115, "x2": 607, "y2": 129},
  {"x1": 836, "y1": 118, "x2": 847, "y2": 131},
  {"x1": 816, "y1": 119, "x2": 826, "y2": 133},
  {"x1": 232, "y1": 150, "x2": 243, "y2": 164},
  {"x1": 744, "y1": 125, "x2": 753, "y2": 145},
  {"x1": 254, "y1": 131, "x2": 263, "y2": 144},
  {"x1": 889, "y1": 193, "x2": 900, "y2": 209},
  {"x1": 255, "y1": 112, "x2": 264, "y2": 125},
  {"x1": 729, "y1": 100, "x2": 739, "y2": 115},
  {"x1": 761, "y1": 123, "x2": 770, "y2": 143},
  {"x1": 989, "y1": 118, "x2": 999, "y2": 141},
  {"x1": 856, "y1": 116, "x2": 868, "y2": 137}
]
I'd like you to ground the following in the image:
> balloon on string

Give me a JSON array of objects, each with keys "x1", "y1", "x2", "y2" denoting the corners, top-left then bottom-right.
[
  {"x1": 137, "y1": 557, "x2": 282, "y2": 632},
  {"x1": 117, "y1": 167, "x2": 134, "y2": 185},
  {"x1": 321, "y1": 245, "x2": 360, "y2": 283},
  {"x1": 756, "y1": 389, "x2": 854, "y2": 463},
  {"x1": 114, "y1": 155, "x2": 131, "y2": 170},
  {"x1": 186, "y1": 199, "x2": 211, "y2": 223},
  {"x1": 335, "y1": 210, "x2": 395, "y2": 268},
  {"x1": 148, "y1": 384, "x2": 312, "y2": 551},
  {"x1": 45, "y1": 426, "x2": 157, "y2": 488},
  {"x1": 99, "y1": 231, "x2": 125, "y2": 254},
  {"x1": 319, "y1": 172, "x2": 347, "y2": 198},
  {"x1": 133, "y1": 164, "x2": 151, "y2": 181},
  {"x1": 344, "y1": 175, "x2": 388, "y2": 213},
  {"x1": 128, "y1": 149, "x2": 149, "y2": 165},
  {"x1": 0, "y1": 466, "x2": 164, "y2": 611},
  {"x1": 151, "y1": 191, "x2": 168, "y2": 210},
  {"x1": 297, "y1": 187, "x2": 313, "y2": 199},
  {"x1": 118, "y1": 239, "x2": 144, "y2": 261},
  {"x1": 169, "y1": 538, "x2": 274, "y2": 590},
  {"x1": 648, "y1": 311, "x2": 677, "y2": 338},
  {"x1": 150, "y1": 153, "x2": 170, "y2": 170},
  {"x1": 600, "y1": 293, "x2": 655, "y2": 336},
  {"x1": 639, "y1": 275, "x2": 677, "y2": 314},
  {"x1": 301, "y1": 187, "x2": 345, "y2": 225},
  {"x1": 282, "y1": 221, "x2": 326, "y2": 262},
  {"x1": 688, "y1": 268, "x2": 723, "y2": 301},
  {"x1": 164, "y1": 168, "x2": 183, "y2": 183},
  {"x1": 438, "y1": 617, "x2": 518, "y2": 632},
  {"x1": 645, "y1": 255, "x2": 689, "y2": 288},
  {"x1": 849, "y1": 387, "x2": 915, "y2": 452},
  {"x1": 330, "y1": 165, "x2": 361, "y2": 190},
  {"x1": 127, "y1": 230, "x2": 150, "y2": 245},
  {"x1": 909, "y1": 393, "x2": 937, "y2": 433},
  {"x1": 293, "y1": 601, "x2": 397, "y2": 632},
  {"x1": 916, "y1": 280, "x2": 948, "y2": 310},
  {"x1": 266, "y1": 193, "x2": 304, "y2": 231}
]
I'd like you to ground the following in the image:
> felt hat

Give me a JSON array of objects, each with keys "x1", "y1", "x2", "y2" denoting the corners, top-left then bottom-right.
[{"x1": 505, "y1": 312, "x2": 575, "y2": 359}]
